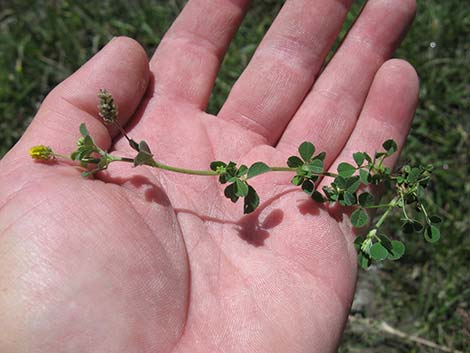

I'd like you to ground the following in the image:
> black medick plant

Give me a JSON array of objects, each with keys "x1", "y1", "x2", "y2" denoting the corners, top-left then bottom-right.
[{"x1": 29, "y1": 89, "x2": 442, "y2": 269}]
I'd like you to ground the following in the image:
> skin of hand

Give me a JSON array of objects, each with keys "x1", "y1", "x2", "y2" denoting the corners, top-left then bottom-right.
[{"x1": 0, "y1": 0, "x2": 419, "y2": 352}]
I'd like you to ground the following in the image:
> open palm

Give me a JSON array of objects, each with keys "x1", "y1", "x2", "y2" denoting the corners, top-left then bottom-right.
[{"x1": 0, "y1": 1, "x2": 419, "y2": 352}]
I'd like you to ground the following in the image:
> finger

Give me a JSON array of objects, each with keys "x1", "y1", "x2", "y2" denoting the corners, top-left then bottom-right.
[
  {"x1": 218, "y1": 0, "x2": 353, "y2": 144},
  {"x1": 318, "y1": 59, "x2": 419, "y2": 193},
  {"x1": 6, "y1": 37, "x2": 149, "y2": 161},
  {"x1": 147, "y1": 0, "x2": 250, "y2": 111},
  {"x1": 278, "y1": 0, "x2": 416, "y2": 164}
]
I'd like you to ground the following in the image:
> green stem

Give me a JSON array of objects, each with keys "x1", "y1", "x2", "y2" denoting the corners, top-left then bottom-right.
[
  {"x1": 149, "y1": 160, "x2": 219, "y2": 176},
  {"x1": 374, "y1": 196, "x2": 400, "y2": 229},
  {"x1": 270, "y1": 166, "x2": 338, "y2": 177},
  {"x1": 364, "y1": 202, "x2": 396, "y2": 209},
  {"x1": 113, "y1": 157, "x2": 341, "y2": 178}
]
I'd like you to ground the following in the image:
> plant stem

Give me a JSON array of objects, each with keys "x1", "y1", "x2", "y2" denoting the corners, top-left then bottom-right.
[
  {"x1": 149, "y1": 160, "x2": 219, "y2": 176},
  {"x1": 374, "y1": 196, "x2": 400, "y2": 229},
  {"x1": 112, "y1": 157, "x2": 340, "y2": 178}
]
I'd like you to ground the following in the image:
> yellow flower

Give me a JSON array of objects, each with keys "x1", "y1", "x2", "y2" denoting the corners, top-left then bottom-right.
[{"x1": 29, "y1": 145, "x2": 54, "y2": 160}]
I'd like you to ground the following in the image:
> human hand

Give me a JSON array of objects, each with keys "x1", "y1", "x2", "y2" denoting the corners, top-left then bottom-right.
[{"x1": 0, "y1": 0, "x2": 419, "y2": 352}]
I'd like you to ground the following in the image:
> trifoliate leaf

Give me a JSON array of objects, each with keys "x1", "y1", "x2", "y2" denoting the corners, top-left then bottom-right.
[
  {"x1": 388, "y1": 240, "x2": 405, "y2": 260},
  {"x1": 424, "y1": 225, "x2": 440, "y2": 243},
  {"x1": 287, "y1": 156, "x2": 304, "y2": 168},
  {"x1": 243, "y1": 186, "x2": 260, "y2": 214},
  {"x1": 358, "y1": 192, "x2": 375, "y2": 207},
  {"x1": 299, "y1": 142, "x2": 315, "y2": 162},
  {"x1": 247, "y1": 162, "x2": 271, "y2": 178},
  {"x1": 235, "y1": 179, "x2": 249, "y2": 197},
  {"x1": 224, "y1": 183, "x2": 239, "y2": 203},
  {"x1": 370, "y1": 243, "x2": 388, "y2": 261},
  {"x1": 353, "y1": 152, "x2": 365, "y2": 166},
  {"x1": 337, "y1": 162, "x2": 356, "y2": 177},
  {"x1": 383, "y1": 139, "x2": 398, "y2": 155},
  {"x1": 351, "y1": 208, "x2": 368, "y2": 228}
]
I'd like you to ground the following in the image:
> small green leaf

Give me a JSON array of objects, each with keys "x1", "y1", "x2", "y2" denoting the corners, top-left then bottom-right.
[
  {"x1": 138, "y1": 140, "x2": 151, "y2": 154},
  {"x1": 402, "y1": 221, "x2": 415, "y2": 234},
  {"x1": 322, "y1": 186, "x2": 338, "y2": 201},
  {"x1": 351, "y1": 208, "x2": 368, "y2": 228},
  {"x1": 354, "y1": 235, "x2": 366, "y2": 251},
  {"x1": 358, "y1": 192, "x2": 375, "y2": 207},
  {"x1": 312, "y1": 191, "x2": 326, "y2": 203},
  {"x1": 388, "y1": 240, "x2": 405, "y2": 260},
  {"x1": 413, "y1": 221, "x2": 424, "y2": 232},
  {"x1": 359, "y1": 169, "x2": 370, "y2": 185},
  {"x1": 247, "y1": 162, "x2": 271, "y2": 178},
  {"x1": 301, "y1": 180, "x2": 314, "y2": 195},
  {"x1": 337, "y1": 162, "x2": 356, "y2": 177},
  {"x1": 407, "y1": 167, "x2": 421, "y2": 183},
  {"x1": 210, "y1": 161, "x2": 227, "y2": 172},
  {"x1": 304, "y1": 159, "x2": 323, "y2": 174},
  {"x1": 424, "y1": 225, "x2": 440, "y2": 243},
  {"x1": 225, "y1": 162, "x2": 238, "y2": 178},
  {"x1": 82, "y1": 135, "x2": 95, "y2": 147},
  {"x1": 235, "y1": 179, "x2": 249, "y2": 197},
  {"x1": 243, "y1": 186, "x2": 260, "y2": 214},
  {"x1": 134, "y1": 151, "x2": 154, "y2": 166},
  {"x1": 353, "y1": 152, "x2": 365, "y2": 166},
  {"x1": 299, "y1": 142, "x2": 315, "y2": 162},
  {"x1": 333, "y1": 175, "x2": 347, "y2": 189},
  {"x1": 237, "y1": 165, "x2": 248, "y2": 177},
  {"x1": 363, "y1": 152, "x2": 372, "y2": 163},
  {"x1": 224, "y1": 183, "x2": 239, "y2": 203},
  {"x1": 383, "y1": 139, "x2": 398, "y2": 155},
  {"x1": 358, "y1": 252, "x2": 371, "y2": 269},
  {"x1": 346, "y1": 176, "x2": 361, "y2": 193},
  {"x1": 369, "y1": 243, "x2": 388, "y2": 261},
  {"x1": 375, "y1": 151, "x2": 387, "y2": 159},
  {"x1": 291, "y1": 175, "x2": 304, "y2": 186},
  {"x1": 79, "y1": 123, "x2": 89, "y2": 137},
  {"x1": 429, "y1": 215, "x2": 442, "y2": 224},
  {"x1": 287, "y1": 156, "x2": 304, "y2": 168},
  {"x1": 81, "y1": 171, "x2": 95, "y2": 178},
  {"x1": 342, "y1": 191, "x2": 357, "y2": 206},
  {"x1": 313, "y1": 151, "x2": 326, "y2": 161}
]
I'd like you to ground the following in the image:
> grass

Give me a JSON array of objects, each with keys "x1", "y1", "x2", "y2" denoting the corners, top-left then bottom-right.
[{"x1": 1, "y1": 0, "x2": 468, "y2": 351}]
